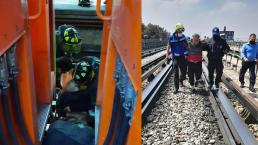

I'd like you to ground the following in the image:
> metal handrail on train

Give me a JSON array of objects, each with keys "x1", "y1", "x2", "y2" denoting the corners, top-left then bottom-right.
[
  {"x1": 96, "y1": 0, "x2": 111, "y2": 21},
  {"x1": 29, "y1": 0, "x2": 42, "y2": 20}
]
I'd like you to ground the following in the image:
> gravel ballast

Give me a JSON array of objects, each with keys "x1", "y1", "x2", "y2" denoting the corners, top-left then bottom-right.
[{"x1": 142, "y1": 75, "x2": 225, "y2": 145}]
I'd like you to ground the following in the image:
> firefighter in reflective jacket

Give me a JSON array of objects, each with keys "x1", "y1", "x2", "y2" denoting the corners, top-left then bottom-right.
[
  {"x1": 206, "y1": 27, "x2": 230, "y2": 89},
  {"x1": 167, "y1": 23, "x2": 188, "y2": 94},
  {"x1": 56, "y1": 25, "x2": 82, "y2": 88}
]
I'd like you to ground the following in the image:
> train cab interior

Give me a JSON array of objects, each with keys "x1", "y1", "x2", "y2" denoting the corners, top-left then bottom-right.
[{"x1": 42, "y1": 0, "x2": 106, "y2": 144}]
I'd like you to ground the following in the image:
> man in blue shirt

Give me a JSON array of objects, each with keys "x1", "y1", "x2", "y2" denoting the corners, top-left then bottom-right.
[
  {"x1": 167, "y1": 23, "x2": 188, "y2": 94},
  {"x1": 239, "y1": 33, "x2": 258, "y2": 92}
]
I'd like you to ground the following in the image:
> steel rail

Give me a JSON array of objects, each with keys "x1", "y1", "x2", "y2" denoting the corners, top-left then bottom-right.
[
  {"x1": 142, "y1": 61, "x2": 172, "y2": 114},
  {"x1": 202, "y1": 62, "x2": 257, "y2": 145}
]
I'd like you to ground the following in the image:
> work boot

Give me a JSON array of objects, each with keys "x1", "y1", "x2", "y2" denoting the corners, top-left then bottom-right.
[
  {"x1": 180, "y1": 81, "x2": 184, "y2": 87},
  {"x1": 190, "y1": 86, "x2": 196, "y2": 93},
  {"x1": 240, "y1": 83, "x2": 244, "y2": 88},
  {"x1": 215, "y1": 83, "x2": 220, "y2": 89},
  {"x1": 208, "y1": 84, "x2": 213, "y2": 90},
  {"x1": 249, "y1": 85, "x2": 256, "y2": 92},
  {"x1": 195, "y1": 81, "x2": 199, "y2": 88}
]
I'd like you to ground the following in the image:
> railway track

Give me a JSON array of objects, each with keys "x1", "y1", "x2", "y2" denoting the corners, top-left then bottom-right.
[
  {"x1": 142, "y1": 47, "x2": 258, "y2": 145},
  {"x1": 202, "y1": 62, "x2": 257, "y2": 145},
  {"x1": 142, "y1": 47, "x2": 166, "y2": 58},
  {"x1": 141, "y1": 48, "x2": 172, "y2": 115}
]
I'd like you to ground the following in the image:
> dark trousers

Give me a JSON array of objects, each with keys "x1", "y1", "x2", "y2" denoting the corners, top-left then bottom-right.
[
  {"x1": 239, "y1": 61, "x2": 256, "y2": 86},
  {"x1": 208, "y1": 60, "x2": 223, "y2": 85},
  {"x1": 172, "y1": 56, "x2": 187, "y2": 90},
  {"x1": 188, "y1": 61, "x2": 202, "y2": 86}
]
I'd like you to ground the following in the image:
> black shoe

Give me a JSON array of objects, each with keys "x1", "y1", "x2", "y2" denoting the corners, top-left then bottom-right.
[
  {"x1": 240, "y1": 83, "x2": 244, "y2": 88},
  {"x1": 208, "y1": 84, "x2": 213, "y2": 90},
  {"x1": 215, "y1": 83, "x2": 219, "y2": 89},
  {"x1": 191, "y1": 86, "x2": 196, "y2": 93},
  {"x1": 173, "y1": 89, "x2": 179, "y2": 94},
  {"x1": 195, "y1": 81, "x2": 199, "y2": 87},
  {"x1": 180, "y1": 81, "x2": 184, "y2": 87},
  {"x1": 249, "y1": 86, "x2": 256, "y2": 92}
]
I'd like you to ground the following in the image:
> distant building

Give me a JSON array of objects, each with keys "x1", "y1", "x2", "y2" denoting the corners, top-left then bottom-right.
[{"x1": 220, "y1": 26, "x2": 234, "y2": 41}]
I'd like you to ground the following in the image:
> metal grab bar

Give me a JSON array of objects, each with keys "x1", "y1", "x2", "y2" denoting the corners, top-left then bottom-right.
[
  {"x1": 96, "y1": 0, "x2": 111, "y2": 21},
  {"x1": 29, "y1": 0, "x2": 42, "y2": 20}
]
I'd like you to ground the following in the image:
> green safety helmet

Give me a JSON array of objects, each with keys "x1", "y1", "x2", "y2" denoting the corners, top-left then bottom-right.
[
  {"x1": 63, "y1": 27, "x2": 82, "y2": 56},
  {"x1": 73, "y1": 61, "x2": 95, "y2": 85},
  {"x1": 175, "y1": 23, "x2": 185, "y2": 33}
]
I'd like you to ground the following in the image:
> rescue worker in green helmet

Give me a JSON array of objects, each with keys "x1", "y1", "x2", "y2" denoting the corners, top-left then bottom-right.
[
  {"x1": 56, "y1": 24, "x2": 82, "y2": 58},
  {"x1": 56, "y1": 58, "x2": 99, "y2": 121},
  {"x1": 56, "y1": 24, "x2": 82, "y2": 88},
  {"x1": 167, "y1": 23, "x2": 189, "y2": 94}
]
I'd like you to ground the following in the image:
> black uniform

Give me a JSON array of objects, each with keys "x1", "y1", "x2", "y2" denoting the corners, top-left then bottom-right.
[
  {"x1": 206, "y1": 37, "x2": 230, "y2": 87},
  {"x1": 173, "y1": 56, "x2": 187, "y2": 90},
  {"x1": 239, "y1": 61, "x2": 256, "y2": 86},
  {"x1": 56, "y1": 56, "x2": 99, "y2": 116}
]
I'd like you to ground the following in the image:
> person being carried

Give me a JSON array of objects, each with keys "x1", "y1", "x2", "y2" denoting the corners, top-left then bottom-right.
[
  {"x1": 187, "y1": 33, "x2": 209, "y2": 92},
  {"x1": 56, "y1": 58, "x2": 99, "y2": 126}
]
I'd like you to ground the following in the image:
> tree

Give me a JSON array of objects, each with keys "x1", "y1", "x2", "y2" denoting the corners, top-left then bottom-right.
[{"x1": 142, "y1": 23, "x2": 169, "y2": 40}]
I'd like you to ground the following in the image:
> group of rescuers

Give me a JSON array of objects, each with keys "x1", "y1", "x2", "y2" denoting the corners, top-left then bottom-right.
[
  {"x1": 166, "y1": 23, "x2": 258, "y2": 94},
  {"x1": 44, "y1": 24, "x2": 99, "y2": 145}
]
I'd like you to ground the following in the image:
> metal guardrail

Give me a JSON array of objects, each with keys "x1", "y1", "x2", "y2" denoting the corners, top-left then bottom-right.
[
  {"x1": 222, "y1": 73, "x2": 258, "y2": 121},
  {"x1": 142, "y1": 59, "x2": 166, "y2": 81},
  {"x1": 142, "y1": 53, "x2": 166, "y2": 72},
  {"x1": 225, "y1": 42, "x2": 258, "y2": 72},
  {"x1": 142, "y1": 61, "x2": 172, "y2": 114}
]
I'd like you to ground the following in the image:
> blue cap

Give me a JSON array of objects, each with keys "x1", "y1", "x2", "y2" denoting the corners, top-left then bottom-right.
[{"x1": 212, "y1": 27, "x2": 220, "y2": 35}]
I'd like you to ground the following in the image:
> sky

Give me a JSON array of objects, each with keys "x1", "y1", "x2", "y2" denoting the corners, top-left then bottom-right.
[{"x1": 142, "y1": 0, "x2": 258, "y2": 41}]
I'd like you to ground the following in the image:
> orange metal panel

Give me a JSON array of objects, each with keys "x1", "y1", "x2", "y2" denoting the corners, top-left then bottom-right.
[
  {"x1": 96, "y1": 0, "x2": 113, "y2": 106},
  {"x1": 48, "y1": 0, "x2": 55, "y2": 71},
  {"x1": 28, "y1": 0, "x2": 52, "y2": 104},
  {"x1": 96, "y1": 0, "x2": 114, "y2": 144},
  {"x1": 97, "y1": 39, "x2": 117, "y2": 145},
  {"x1": 0, "y1": 1, "x2": 39, "y2": 144},
  {"x1": 110, "y1": 0, "x2": 142, "y2": 144},
  {"x1": 110, "y1": 0, "x2": 142, "y2": 90},
  {"x1": 16, "y1": 33, "x2": 39, "y2": 144},
  {"x1": 0, "y1": 0, "x2": 26, "y2": 55},
  {"x1": 97, "y1": 0, "x2": 142, "y2": 144}
]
